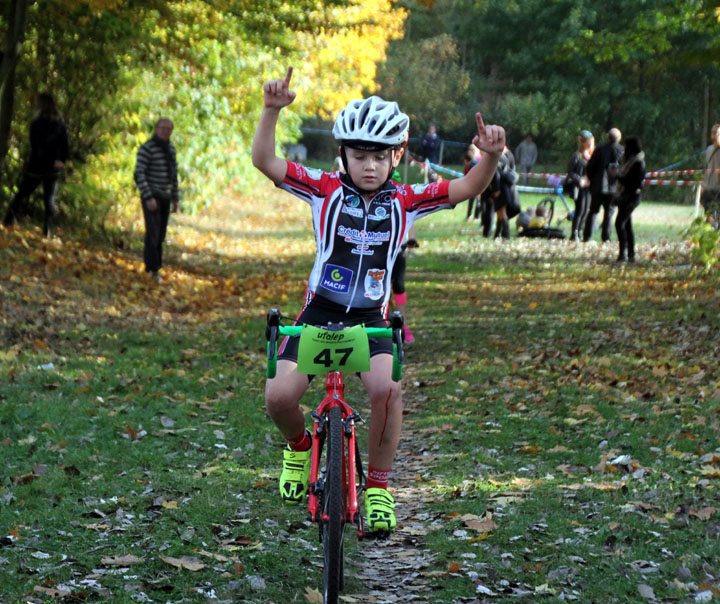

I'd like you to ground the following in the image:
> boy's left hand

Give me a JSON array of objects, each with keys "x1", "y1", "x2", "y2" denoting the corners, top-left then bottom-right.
[{"x1": 472, "y1": 113, "x2": 505, "y2": 155}]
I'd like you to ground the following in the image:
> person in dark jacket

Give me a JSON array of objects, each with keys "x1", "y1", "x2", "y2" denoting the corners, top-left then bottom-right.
[
  {"x1": 134, "y1": 118, "x2": 179, "y2": 282},
  {"x1": 566, "y1": 130, "x2": 594, "y2": 242},
  {"x1": 583, "y1": 128, "x2": 623, "y2": 242},
  {"x1": 420, "y1": 123, "x2": 441, "y2": 182},
  {"x1": 614, "y1": 137, "x2": 645, "y2": 263},
  {"x1": 3, "y1": 93, "x2": 69, "y2": 237}
]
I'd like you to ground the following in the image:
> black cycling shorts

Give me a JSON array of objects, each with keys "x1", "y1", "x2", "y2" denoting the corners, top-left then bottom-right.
[{"x1": 277, "y1": 295, "x2": 393, "y2": 363}]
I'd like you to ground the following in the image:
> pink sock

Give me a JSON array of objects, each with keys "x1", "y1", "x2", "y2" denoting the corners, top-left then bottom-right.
[{"x1": 366, "y1": 466, "x2": 391, "y2": 490}]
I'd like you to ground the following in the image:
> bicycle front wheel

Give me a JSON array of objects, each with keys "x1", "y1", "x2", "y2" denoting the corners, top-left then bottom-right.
[{"x1": 322, "y1": 405, "x2": 345, "y2": 603}]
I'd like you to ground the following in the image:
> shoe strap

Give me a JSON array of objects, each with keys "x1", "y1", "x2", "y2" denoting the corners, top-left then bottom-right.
[{"x1": 367, "y1": 489, "x2": 395, "y2": 510}]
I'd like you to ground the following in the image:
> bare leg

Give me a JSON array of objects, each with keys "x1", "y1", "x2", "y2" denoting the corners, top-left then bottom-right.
[
  {"x1": 265, "y1": 359, "x2": 311, "y2": 440},
  {"x1": 360, "y1": 354, "x2": 402, "y2": 471}
]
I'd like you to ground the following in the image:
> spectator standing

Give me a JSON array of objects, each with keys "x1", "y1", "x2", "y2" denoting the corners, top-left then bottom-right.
[
  {"x1": 134, "y1": 118, "x2": 179, "y2": 283},
  {"x1": 3, "y1": 93, "x2": 69, "y2": 237},
  {"x1": 420, "y1": 123, "x2": 441, "y2": 181},
  {"x1": 565, "y1": 130, "x2": 594, "y2": 242},
  {"x1": 701, "y1": 123, "x2": 720, "y2": 226},
  {"x1": 584, "y1": 128, "x2": 623, "y2": 242},
  {"x1": 484, "y1": 146, "x2": 519, "y2": 239},
  {"x1": 614, "y1": 137, "x2": 645, "y2": 263},
  {"x1": 515, "y1": 134, "x2": 538, "y2": 185}
]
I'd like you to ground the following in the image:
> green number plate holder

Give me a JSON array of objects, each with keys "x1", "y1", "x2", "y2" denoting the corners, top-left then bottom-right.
[{"x1": 296, "y1": 324, "x2": 370, "y2": 375}]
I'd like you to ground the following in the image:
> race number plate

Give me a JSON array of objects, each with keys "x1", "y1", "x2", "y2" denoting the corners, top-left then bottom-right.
[{"x1": 296, "y1": 324, "x2": 370, "y2": 375}]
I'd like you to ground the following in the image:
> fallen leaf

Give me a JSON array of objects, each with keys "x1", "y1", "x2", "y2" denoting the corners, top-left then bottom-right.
[
  {"x1": 197, "y1": 549, "x2": 230, "y2": 562},
  {"x1": 466, "y1": 518, "x2": 498, "y2": 532},
  {"x1": 101, "y1": 554, "x2": 145, "y2": 566},
  {"x1": 159, "y1": 555, "x2": 206, "y2": 571},
  {"x1": 34, "y1": 585, "x2": 71, "y2": 598},
  {"x1": 637, "y1": 583, "x2": 655, "y2": 600},
  {"x1": 305, "y1": 586, "x2": 324, "y2": 603}
]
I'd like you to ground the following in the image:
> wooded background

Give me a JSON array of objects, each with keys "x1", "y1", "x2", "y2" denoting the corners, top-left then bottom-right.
[{"x1": 1, "y1": 0, "x2": 718, "y2": 224}]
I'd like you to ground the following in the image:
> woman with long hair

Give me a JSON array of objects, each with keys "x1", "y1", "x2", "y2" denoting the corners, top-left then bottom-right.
[
  {"x1": 614, "y1": 137, "x2": 645, "y2": 263},
  {"x1": 3, "y1": 93, "x2": 69, "y2": 237},
  {"x1": 566, "y1": 130, "x2": 594, "y2": 242}
]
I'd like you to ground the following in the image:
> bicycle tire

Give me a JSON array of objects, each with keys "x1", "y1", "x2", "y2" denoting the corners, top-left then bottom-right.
[{"x1": 322, "y1": 405, "x2": 345, "y2": 603}]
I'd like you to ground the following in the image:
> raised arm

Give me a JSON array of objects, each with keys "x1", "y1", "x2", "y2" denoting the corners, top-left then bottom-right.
[
  {"x1": 251, "y1": 67, "x2": 296, "y2": 186},
  {"x1": 448, "y1": 113, "x2": 505, "y2": 206}
]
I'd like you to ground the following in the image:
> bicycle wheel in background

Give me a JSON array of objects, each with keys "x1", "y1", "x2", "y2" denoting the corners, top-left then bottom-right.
[{"x1": 322, "y1": 405, "x2": 345, "y2": 603}]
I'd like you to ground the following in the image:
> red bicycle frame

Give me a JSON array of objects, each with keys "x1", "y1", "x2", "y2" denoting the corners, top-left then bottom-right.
[{"x1": 307, "y1": 370, "x2": 364, "y2": 538}]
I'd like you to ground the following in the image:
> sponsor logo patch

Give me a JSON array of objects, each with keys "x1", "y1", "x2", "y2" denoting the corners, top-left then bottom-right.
[
  {"x1": 337, "y1": 226, "x2": 391, "y2": 244},
  {"x1": 305, "y1": 167, "x2": 323, "y2": 180},
  {"x1": 342, "y1": 205, "x2": 364, "y2": 218},
  {"x1": 346, "y1": 195, "x2": 361, "y2": 208},
  {"x1": 368, "y1": 206, "x2": 388, "y2": 221},
  {"x1": 320, "y1": 264, "x2": 353, "y2": 294},
  {"x1": 364, "y1": 268, "x2": 386, "y2": 300}
]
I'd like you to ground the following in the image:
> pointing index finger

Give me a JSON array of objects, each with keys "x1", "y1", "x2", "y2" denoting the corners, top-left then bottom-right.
[
  {"x1": 476, "y1": 112, "x2": 486, "y2": 130},
  {"x1": 284, "y1": 66, "x2": 293, "y2": 85}
]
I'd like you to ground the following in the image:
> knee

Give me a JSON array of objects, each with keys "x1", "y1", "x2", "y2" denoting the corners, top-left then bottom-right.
[
  {"x1": 265, "y1": 384, "x2": 297, "y2": 418},
  {"x1": 368, "y1": 383, "x2": 402, "y2": 412}
]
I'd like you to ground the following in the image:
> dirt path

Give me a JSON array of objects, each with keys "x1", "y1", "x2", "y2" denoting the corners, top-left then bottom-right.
[{"x1": 347, "y1": 378, "x2": 441, "y2": 603}]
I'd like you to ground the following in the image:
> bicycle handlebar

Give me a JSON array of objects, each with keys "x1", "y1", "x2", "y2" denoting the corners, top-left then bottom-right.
[{"x1": 265, "y1": 308, "x2": 404, "y2": 381}]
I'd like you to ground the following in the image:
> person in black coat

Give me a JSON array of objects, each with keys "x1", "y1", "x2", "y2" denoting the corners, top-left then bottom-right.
[
  {"x1": 565, "y1": 130, "x2": 594, "y2": 242},
  {"x1": 3, "y1": 93, "x2": 69, "y2": 237},
  {"x1": 583, "y1": 128, "x2": 623, "y2": 242},
  {"x1": 614, "y1": 137, "x2": 645, "y2": 263}
]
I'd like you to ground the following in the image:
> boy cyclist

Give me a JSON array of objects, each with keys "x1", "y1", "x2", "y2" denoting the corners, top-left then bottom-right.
[{"x1": 252, "y1": 67, "x2": 505, "y2": 533}]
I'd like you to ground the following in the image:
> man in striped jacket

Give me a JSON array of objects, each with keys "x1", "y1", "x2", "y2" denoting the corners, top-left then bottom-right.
[{"x1": 134, "y1": 118, "x2": 179, "y2": 282}]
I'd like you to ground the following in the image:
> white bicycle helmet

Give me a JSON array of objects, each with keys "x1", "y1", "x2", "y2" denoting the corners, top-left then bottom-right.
[{"x1": 333, "y1": 96, "x2": 409, "y2": 150}]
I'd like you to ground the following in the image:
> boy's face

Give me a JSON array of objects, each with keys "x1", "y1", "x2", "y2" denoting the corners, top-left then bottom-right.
[{"x1": 343, "y1": 147, "x2": 403, "y2": 192}]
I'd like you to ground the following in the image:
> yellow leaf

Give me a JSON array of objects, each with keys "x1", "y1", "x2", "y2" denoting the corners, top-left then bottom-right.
[
  {"x1": 197, "y1": 549, "x2": 231, "y2": 562},
  {"x1": 81, "y1": 523, "x2": 111, "y2": 531},
  {"x1": 305, "y1": 586, "x2": 324, "y2": 603},
  {"x1": 161, "y1": 500, "x2": 178, "y2": 509},
  {"x1": 0, "y1": 350, "x2": 17, "y2": 361},
  {"x1": 468, "y1": 532, "x2": 491, "y2": 542}
]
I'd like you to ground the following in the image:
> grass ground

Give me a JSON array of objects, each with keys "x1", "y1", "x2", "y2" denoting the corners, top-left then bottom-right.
[{"x1": 0, "y1": 184, "x2": 718, "y2": 603}]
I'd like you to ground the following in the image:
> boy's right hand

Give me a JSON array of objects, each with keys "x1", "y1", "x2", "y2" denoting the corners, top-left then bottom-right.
[{"x1": 263, "y1": 67, "x2": 296, "y2": 110}]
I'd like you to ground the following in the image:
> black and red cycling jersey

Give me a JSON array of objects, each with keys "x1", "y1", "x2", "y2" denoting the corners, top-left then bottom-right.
[{"x1": 279, "y1": 160, "x2": 452, "y2": 314}]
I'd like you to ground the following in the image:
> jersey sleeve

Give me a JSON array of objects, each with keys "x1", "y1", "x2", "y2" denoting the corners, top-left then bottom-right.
[
  {"x1": 400, "y1": 179, "x2": 453, "y2": 220},
  {"x1": 278, "y1": 160, "x2": 335, "y2": 207}
]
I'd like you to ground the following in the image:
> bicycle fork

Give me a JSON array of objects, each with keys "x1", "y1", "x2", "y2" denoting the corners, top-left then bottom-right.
[{"x1": 308, "y1": 371, "x2": 366, "y2": 539}]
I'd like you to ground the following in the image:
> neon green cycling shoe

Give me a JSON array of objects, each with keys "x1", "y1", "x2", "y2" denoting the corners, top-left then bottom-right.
[
  {"x1": 364, "y1": 488, "x2": 396, "y2": 532},
  {"x1": 279, "y1": 446, "x2": 311, "y2": 504}
]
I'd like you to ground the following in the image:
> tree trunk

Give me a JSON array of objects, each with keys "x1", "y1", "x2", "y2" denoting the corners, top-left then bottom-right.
[{"x1": 0, "y1": 0, "x2": 28, "y2": 190}]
